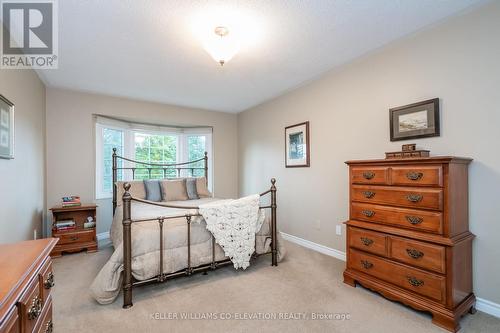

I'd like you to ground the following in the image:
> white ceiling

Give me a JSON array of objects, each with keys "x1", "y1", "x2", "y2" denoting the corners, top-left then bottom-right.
[{"x1": 37, "y1": 0, "x2": 486, "y2": 113}]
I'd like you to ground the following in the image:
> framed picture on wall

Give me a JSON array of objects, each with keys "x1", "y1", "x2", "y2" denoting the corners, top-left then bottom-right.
[
  {"x1": 0, "y1": 95, "x2": 14, "y2": 159},
  {"x1": 390, "y1": 98, "x2": 440, "y2": 141},
  {"x1": 285, "y1": 121, "x2": 310, "y2": 167}
]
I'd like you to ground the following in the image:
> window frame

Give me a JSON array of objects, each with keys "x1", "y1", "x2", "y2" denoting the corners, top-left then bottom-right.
[
  {"x1": 95, "y1": 123, "x2": 125, "y2": 199},
  {"x1": 95, "y1": 120, "x2": 213, "y2": 199}
]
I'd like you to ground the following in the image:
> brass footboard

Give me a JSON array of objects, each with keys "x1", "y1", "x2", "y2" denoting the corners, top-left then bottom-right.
[
  {"x1": 121, "y1": 179, "x2": 277, "y2": 308},
  {"x1": 122, "y1": 183, "x2": 278, "y2": 308},
  {"x1": 112, "y1": 148, "x2": 277, "y2": 308}
]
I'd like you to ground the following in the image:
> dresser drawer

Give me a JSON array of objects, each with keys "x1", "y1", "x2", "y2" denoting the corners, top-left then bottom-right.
[
  {"x1": 391, "y1": 165, "x2": 443, "y2": 187},
  {"x1": 38, "y1": 259, "x2": 54, "y2": 305},
  {"x1": 0, "y1": 307, "x2": 19, "y2": 333},
  {"x1": 389, "y1": 236, "x2": 446, "y2": 274},
  {"x1": 348, "y1": 227, "x2": 387, "y2": 256},
  {"x1": 351, "y1": 202, "x2": 443, "y2": 234},
  {"x1": 54, "y1": 229, "x2": 95, "y2": 245},
  {"x1": 35, "y1": 296, "x2": 52, "y2": 333},
  {"x1": 349, "y1": 249, "x2": 446, "y2": 302},
  {"x1": 18, "y1": 277, "x2": 42, "y2": 333},
  {"x1": 351, "y1": 185, "x2": 443, "y2": 211},
  {"x1": 351, "y1": 167, "x2": 389, "y2": 185}
]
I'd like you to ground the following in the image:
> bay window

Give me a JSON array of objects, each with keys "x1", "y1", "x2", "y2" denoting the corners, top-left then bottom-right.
[{"x1": 95, "y1": 117, "x2": 212, "y2": 199}]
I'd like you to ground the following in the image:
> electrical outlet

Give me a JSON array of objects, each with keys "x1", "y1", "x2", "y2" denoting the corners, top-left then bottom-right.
[
  {"x1": 315, "y1": 220, "x2": 321, "y2": 230},
  {"x1": 33, "y1": 229, "x2": 37, "y2": 240},
  {"x1": 336, "y1": 225, "x2": 342, "y2": 236}
]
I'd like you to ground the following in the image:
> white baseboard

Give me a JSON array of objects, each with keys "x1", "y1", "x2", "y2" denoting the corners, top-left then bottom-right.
[
  {"x1": 280, "y1": 231, "x2": 346, "y2": 262},
  {"x1": 477, "y1": 297, "x2": 500, "y2": 318},
  {"x1": 279, "y1": 232, "x2": 500, "y2": 318},
  {"x1": 96, "y1": 231, "x2": 110, "y2": 241}
]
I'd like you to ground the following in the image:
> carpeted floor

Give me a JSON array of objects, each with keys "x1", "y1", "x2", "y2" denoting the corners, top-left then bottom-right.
[{"x1": 52, "y1": 240, "x2": 500, "y2": 333}]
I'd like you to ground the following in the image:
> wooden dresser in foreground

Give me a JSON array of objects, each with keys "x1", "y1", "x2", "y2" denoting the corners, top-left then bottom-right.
[
  {"x1": 343, "y1": 156, "x2": 475, "y2": 332},
  {"x1": 0, "y1": 238, "x2": 57, "y2": 333}
]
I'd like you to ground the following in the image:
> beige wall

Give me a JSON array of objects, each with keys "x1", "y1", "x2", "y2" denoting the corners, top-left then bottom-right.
[
  {"x1": 46, "y1": 88, "x2": 238, "y2": 234},
  {"x1": 238, "y1": 2, "x2": 500, "y2": 304},
  {"x1": 0, "y1": 70, "x2": 46, "y2": 243}
]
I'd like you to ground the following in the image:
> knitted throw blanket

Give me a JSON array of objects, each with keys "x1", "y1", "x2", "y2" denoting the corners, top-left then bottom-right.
[{"x1": 198, "y1": 194, "x2": 265, "y2": 269}]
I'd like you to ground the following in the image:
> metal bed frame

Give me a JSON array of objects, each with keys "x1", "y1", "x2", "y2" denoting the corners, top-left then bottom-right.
[{"x1": 112, "y1": 148, "x2": 278, "y2": 308}]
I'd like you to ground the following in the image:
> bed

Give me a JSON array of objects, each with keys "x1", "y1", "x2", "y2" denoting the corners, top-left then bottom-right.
[{"x1": 90, "y1": 149, "x2": 284, "y2": 307}]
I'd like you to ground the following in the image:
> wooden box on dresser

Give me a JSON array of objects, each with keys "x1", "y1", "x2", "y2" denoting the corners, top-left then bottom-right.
[
  {"x1": 343, "y1": 156, "x2": 475, "y2": 332},
  {"x1": 0, "y1": 238, "x2": 57, "y2": 333}
]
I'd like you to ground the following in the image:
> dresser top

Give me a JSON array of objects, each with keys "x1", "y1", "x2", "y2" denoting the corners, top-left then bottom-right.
[
  {"x1": 0, "y1": 238, "x2": 57, "y2": 317},
  {"x1": 346, "y1": 156, "x2": 472, "y2": 166}
]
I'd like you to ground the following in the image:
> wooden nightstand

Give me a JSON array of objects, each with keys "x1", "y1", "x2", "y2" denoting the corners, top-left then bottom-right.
[{"x1": 50, "y1": 204, "x2": 97, "y2": 257}]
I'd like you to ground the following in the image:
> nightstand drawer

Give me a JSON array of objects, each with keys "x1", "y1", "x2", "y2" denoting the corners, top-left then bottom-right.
[{"x1": 54, "y1": 229, "x2": 94, "y2": 245}]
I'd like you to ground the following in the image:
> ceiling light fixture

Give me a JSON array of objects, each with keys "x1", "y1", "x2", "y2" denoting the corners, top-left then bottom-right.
[
  {"x1": 190, "y1": 7, "x2": 265, "y2": 67},
  {"x1": 204, "y1": 26, "x2": 239, "y2": 66}
]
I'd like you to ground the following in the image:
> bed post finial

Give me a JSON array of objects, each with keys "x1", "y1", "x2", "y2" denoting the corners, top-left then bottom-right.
[
  {"x1": 112, "y1": 148, "x2": 118, "y2": 215},
  {"x1": 122, "y1": 182, "x2": 133, "y2": 308},
  {"x1": 270, "y1": 178, "x2": 277, "y2": 266},
  {"x1": 204, "y1": 151, "x2": 208, "y2": 187}
]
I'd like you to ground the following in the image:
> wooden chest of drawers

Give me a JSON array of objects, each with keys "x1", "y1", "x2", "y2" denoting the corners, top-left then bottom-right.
[
  {"x1": 343, "y1": 157, "x2": 475, "y2": 332},
  {"x1": 0, "y1": 239, "x2": 57, "y2": 333}
]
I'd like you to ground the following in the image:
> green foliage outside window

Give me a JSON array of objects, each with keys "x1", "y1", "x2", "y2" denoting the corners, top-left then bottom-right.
[
  {"x1": 134, "y1": 133, "x2": 178, "y2": 179},
  {"x1": 188, "y1": 135, "x2": 206, "y2": 177},
  {"x1": 101, "y1": 128, "x2": 209, "y2": 194},
  {"x1": 103, "y1": 128, "x2": 123, "y2": 192}
]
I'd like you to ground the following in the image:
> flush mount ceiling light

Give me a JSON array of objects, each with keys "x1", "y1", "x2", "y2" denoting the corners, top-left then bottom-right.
[
  {"x1": 190, "y1": 7, "x2": 265, "y2": 67},
  {"x1": 203, "y1": 26, "x2": 239, "y2": 66}
]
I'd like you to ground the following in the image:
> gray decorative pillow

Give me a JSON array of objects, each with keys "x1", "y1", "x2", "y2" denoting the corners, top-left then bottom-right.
[
  {"x1": 143, "y1": 180, "x2": 162, "y2": 202},
  {"x1": 186, "y1": 178, "x2": 199, "y2": 200}
]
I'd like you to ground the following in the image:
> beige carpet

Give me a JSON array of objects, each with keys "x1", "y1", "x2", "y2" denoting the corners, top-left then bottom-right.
[{"x1": 52, "y1": 240, "x2": 500, "y2": 333}]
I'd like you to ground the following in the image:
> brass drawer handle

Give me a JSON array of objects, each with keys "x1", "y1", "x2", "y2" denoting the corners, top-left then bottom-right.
[
  {"x1": 407, "y1": 276, "x2": 424, "y2": 287},
  {"x1": 406, "y1": 216, "x2": 423, "y2": 225},
  {"x1": 361, "y1": 210, "x2": 375, "y2": 217},
  {"x1": 44, "y1": 272, "x2": 55, "y2": 289},
  {"x1": 70, "y1": 236, "x2": 78, "y2": 241},
  {"x1": 360, "y1": 237, "x2": 374, "y2": 246},
  {"x1": 406, "y1": 194, "x2": 422, "y2": 203},
  {"x1": 360, "y1": 260, "x2": 373, "y2": 269},
  {"x1": 363, "y1": 171, "x2": 375, "y2": 180},
  {"x1": 45, "y1": 320, "x2": 53, "y2": 333},
  {"x1": 406, "y1": 171, "x2": 424, "y2": 181},
  {"x1": 27, "y1": 295, "x2": 42, "y2": 320},
  {"x1": 363, "y1": 191, "x2": 376, "y2": 199},
  {"x1": 406, "y1": 248, "x2": 424, "y2": 259}
]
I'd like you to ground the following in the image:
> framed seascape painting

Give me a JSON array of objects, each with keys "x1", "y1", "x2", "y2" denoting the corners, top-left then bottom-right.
[
  {"x1": 390, "y1": 98, "x2": 440, "y2": 141},
  {"x1": 285, "y1": 121, "x2": 310, "y2": 168},
  {"x1": 0, "y1": 95, "x2": 14, "y2": 159}
]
